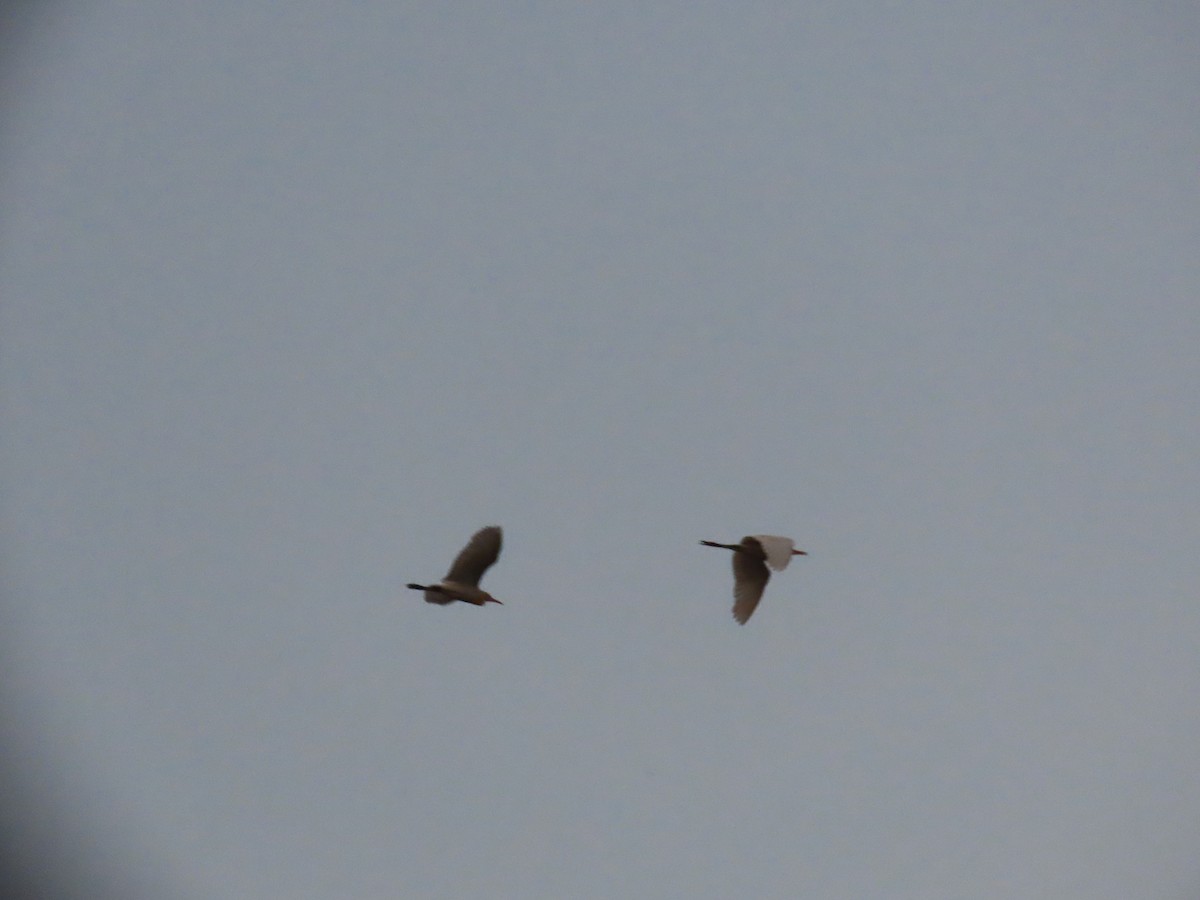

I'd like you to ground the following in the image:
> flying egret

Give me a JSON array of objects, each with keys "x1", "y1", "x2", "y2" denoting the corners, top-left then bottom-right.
[
  {"x1": 699, "y1": 535, "x2": 807, "y2": 624},
  {"x1": 407, "y1": 526, "x2": 504, "y2": 607}
]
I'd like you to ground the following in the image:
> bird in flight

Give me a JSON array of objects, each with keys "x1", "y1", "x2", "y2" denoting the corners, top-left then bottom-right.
[
  {"x1": 699, "y1": 535, "x2": 806, "y2": 624},
  {"x1": 407, "y1": 525, "x2": 504, "y2": 607}
]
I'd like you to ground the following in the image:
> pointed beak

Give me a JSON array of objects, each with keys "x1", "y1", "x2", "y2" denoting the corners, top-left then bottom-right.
[
  {"x1": 792, "y1": 549, "x2": 808, "y2": 555},
  {"x1": 488, "y1": 597, "x2": 504, "y2": 604}
]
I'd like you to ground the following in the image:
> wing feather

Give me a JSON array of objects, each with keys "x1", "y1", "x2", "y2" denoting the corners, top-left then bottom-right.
[
  {"x1": 444, "y1": 526, "x2": 502, "y2": 586},
  {"x1": 731, "y1": 550, "x2": 770, "y2": 624}
]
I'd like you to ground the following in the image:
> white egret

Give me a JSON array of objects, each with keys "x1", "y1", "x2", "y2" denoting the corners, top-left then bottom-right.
[
  {"x1": 699, "y1": 535, "x2": 806, "y2": 624},
  {"x1": 407, "y1": 526, "x2": 504, "y2": 607}
]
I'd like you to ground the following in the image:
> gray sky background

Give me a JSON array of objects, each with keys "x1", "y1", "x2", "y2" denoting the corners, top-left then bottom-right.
[{"x1": 3, "y1": 3, "x2": 1199, "y2": 898}]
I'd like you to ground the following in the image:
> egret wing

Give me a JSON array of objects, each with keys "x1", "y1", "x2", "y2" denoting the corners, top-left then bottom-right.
[
  {"x1": 731, "y1": 551, "x2": 770, "y2": 624},
  {"x1": 753, "y1": 534, "x2": 796, "y2": 571},
  {"x1": 444, "y1": 526, "x2": 502, "y2": 586}
]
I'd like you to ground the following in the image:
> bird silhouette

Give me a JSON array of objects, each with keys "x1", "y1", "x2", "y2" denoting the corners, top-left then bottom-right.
[
  {"x1": 699, "y1": 535, "x2": 806, "y2": 624},
  {"x1": 407, "y1": 526, "x2": 504, "y2": 607}
]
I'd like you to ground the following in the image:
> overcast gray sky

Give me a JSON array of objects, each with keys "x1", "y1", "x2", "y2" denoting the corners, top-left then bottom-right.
[{"x1": 3, "y1": 3, "x2": 1199, "y2": 898}]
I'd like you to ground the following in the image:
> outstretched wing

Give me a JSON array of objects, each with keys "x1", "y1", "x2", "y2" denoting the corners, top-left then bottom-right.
[
  {"x1": 444, "y1": 526, "x2": 502, "y2": 586},
  {"x1": 752, "y1": 534, "x2": 796, "y2": 571},
  {"x1": 731, "y1": 550, "x2": 770, "y2": 624}
]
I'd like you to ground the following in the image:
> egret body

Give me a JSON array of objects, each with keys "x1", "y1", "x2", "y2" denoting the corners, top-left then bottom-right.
[
  {"x1": 407, "y1": 526, "x2": 504, "y2": 607},
  {"x1": 699, "y1": 535, "x2": 806, "y2": 624}
]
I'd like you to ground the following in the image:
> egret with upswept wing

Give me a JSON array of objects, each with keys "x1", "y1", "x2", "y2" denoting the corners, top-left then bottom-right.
[{"x1": 407, "y1": 526, "x2": 504, "y2": 607}]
